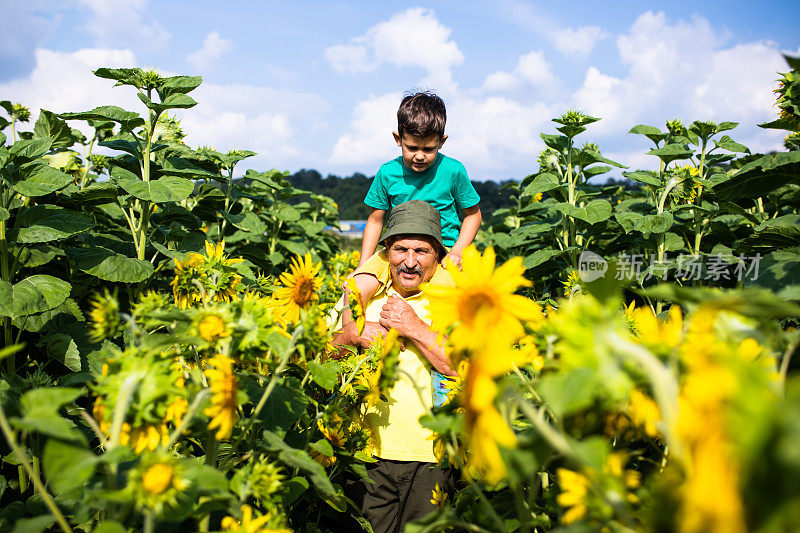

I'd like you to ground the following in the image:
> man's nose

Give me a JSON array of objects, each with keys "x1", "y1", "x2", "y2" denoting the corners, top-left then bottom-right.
[{"x1": 403, "y1": 250, "x2": 418, "y2": 267}]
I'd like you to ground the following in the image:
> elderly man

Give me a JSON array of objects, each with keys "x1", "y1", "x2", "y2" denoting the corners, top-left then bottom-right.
[{"x1": 333, "y1": 199, "x2": 458, "y2": 533}]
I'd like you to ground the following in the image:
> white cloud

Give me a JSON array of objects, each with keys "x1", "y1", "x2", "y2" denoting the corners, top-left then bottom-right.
[
  {"x1": 0, "y1": 48, "x2": 140, "y2": 121},
  {"x1": 325, "y1": 7, "x2": 464, "y2": 92},
  {"x1": 187, "y1": 31, "x2": 234, "y2": 70},
  {"x1": 0, "y1": 47, "x2": 331, "y2": 174},
  {"x1": 572, "y1": 11, "x2": 786, "y2": 153},
  {"x1": 481, "y1": 50, "x2": 555, "y2": 92},
  {"x1": 444, "y1": 96, "x2": 554, "y2": 175},
  {"x1": 328, "y1": 93, "x2": 402, "y2": 168},
  {"x1": 516, "y1": 51, "x2": 556, "y2": 86},
  {"x1": 77, "y1": 0, "x2": 170, "y2": 50},
  {"x1": 481, "y1": 71, "x2": 519, "y2": 92},
  {"x1": 177, "y1": 82, "x2": 330, "y2": 169},
  {"x1": 497, "y1": 1, "x2": 606, "y2": 57},
  {"x1": 324, "y1": 43, "x2": 370, "y2": 74},
  {"x1": 551, "y1": 26, "x2": 607, "y2": 57}
]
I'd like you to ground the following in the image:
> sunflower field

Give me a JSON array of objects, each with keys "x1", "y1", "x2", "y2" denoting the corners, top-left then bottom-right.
[{"x1": 0, "y1": 54, "x2": 799, "y2": 533}]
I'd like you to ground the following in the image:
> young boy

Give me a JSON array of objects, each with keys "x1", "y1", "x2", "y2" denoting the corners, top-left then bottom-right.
[{"x1": 355, "y1": 91, "x2": 482, "y2": 292}]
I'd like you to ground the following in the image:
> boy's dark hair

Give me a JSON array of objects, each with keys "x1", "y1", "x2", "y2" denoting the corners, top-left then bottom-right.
[{"x1": 397, "y1": 91, "x2": 446, "y2": 139}]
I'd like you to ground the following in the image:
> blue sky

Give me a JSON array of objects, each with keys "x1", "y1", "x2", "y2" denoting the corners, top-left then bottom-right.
[{"x1": 2, "y1": 1, "x2": 799, "y2": 181}]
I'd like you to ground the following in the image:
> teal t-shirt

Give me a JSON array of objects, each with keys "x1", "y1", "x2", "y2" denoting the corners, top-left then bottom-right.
[{"x1": 363, "y1": 153, "x2": 480, "y2": 247}]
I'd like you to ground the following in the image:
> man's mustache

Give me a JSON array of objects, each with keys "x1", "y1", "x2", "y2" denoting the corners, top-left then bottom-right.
[{"x1": 397, "y1": 265, "x2": 422, "y2": 276}]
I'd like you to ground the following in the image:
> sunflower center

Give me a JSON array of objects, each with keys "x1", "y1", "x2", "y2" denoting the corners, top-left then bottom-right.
[
  {"x1": 458, "y1": 291, "x2": 497, "y2": 326},
  {"x1": 294, "y1": 278, "x2": 314, "y2": 305},
  {"x1": 198, "y1": 314, "x2": 226, "y2": 341},
  {"x1": 142, "y1": 463, "x2": 174, "y2": 494}
]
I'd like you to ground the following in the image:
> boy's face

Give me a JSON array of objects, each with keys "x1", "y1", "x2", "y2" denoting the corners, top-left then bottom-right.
[{"x1": 393, "y1": 132, "x2": 447, "y2": 173}]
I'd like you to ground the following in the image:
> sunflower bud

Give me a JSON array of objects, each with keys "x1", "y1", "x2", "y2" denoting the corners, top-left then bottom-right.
[{"x1": 88, "y1": 289, "x2": 123, "y2": 342}]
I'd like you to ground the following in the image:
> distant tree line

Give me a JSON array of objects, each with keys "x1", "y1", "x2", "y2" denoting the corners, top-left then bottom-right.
[{"x1": 288, "y1": 169, "x2": 519, "y2": 220}]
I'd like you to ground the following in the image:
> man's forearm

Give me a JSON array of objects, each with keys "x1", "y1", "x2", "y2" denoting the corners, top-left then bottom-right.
[{"x1": 406, "y1": 323, "x2": 457, "y2": 377}]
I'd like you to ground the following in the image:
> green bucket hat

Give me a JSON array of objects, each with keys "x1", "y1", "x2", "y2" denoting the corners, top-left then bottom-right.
[{"x1": 380, "y1": 200, "x2": 446, "y2": 256}]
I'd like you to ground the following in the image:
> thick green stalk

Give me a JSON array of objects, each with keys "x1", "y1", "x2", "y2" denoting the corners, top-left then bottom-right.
[
  {"x1": 143, "y1": 510, "x2": 154, "y2": 533},
  {"x1": 561, "y1": 138, "x2": 577, "y2": 266},
  {"x1": 1, "y1": 215, "x2": 13, "y2": 369},
  {"x1": 79, "y1": 134, "x2": 97, "y2": 189},
  {"x1": 205, "y1": 432, "x2": 218, "y2": 467},
  {"x1": 0, "y1": 217, "x2": 8, "y2": 282},
  {"x1": 136, "y1": 91, "x2": 155, "y2": 262},
  {"x1": 219, "y1": 167, "x2": 235, "y2": 238},
  {"x1": 108, "y1": 375, "x2": 141, "y2": 449},
  {"x1": 655, "y1": 180, "x2": 677, "y2": 314},
  {"x1": 693, "y1": 138, "x2": 708, "y2": 253}
]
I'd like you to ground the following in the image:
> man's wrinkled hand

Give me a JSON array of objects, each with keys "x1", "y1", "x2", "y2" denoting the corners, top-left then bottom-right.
[{"x1": 379, "y1": 296, "x2": 423, "y2": 339}]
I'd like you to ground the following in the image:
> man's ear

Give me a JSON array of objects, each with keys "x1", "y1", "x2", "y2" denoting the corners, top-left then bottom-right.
[
  {"x1": 439, "y1": 134, "x2": 448, "y2": 147},
  {"x1": 393, "y1": 131, "x2": 402, "y2": 146}
]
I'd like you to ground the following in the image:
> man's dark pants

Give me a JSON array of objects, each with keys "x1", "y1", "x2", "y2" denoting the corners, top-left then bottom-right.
[{"x1": 341, "y1": 459, "x2": 457, "y2": 533}]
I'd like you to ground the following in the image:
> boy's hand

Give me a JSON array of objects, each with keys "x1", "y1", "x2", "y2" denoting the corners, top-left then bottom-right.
[{"x1": 442, "y1": 252, "x2": 462, "y2": 269}]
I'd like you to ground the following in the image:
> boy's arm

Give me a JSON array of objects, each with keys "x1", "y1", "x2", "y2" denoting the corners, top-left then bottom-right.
[
  {"x1": 358, "y1": 208, "x2": 386, "y2": 267},
  {"x1": 445, "y1": 204, "x2": 482, "y2": 266},
  {"x1": 340, "y1": 272, "x2": 381, "y2": 327}
]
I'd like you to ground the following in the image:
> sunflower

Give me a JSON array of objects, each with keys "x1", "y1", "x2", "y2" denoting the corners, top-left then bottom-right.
[
  {"x1": 171, "y1": 252, "x2": 205, "y2": 309},
  {"x1": 221, "y1": 504, "x2": 292, "y2": 533},
  {"x1": 632, "y1": 305, "x2": 683, "y2": 349},
  {"x1": 195, "y1": 311, "x2": 232, "y2": 343},
  {"x1": 164, "y1": 396, "x2": 188, "y2": 427},
  {"x1": 562, "y1": 270, "x2": 582, "y2": 298},
  {"x1": 127, "y1": 452, "x2": 189, "y2": 515},
  {"x1": 461, "y1": 359, "x2": 518, "y2": 484},
  {"x1": 142, "y1": 462, "x2": 179, "y2": 495},
  {"x1": 627, "y1": 389, "x2": 661, "y2": 438},
  {"x1": 129, "y1": 423, "x2": 170, "y2": 453},
  {"x1": 248, "y1": 457, "x2": 285, "y2": 502},
  {"x1": 345, "y1": 277, "x2": 366, "y2": 335},
  {"x1": 88, "y1": 289, "x2": 122, "y2": 342},
  {"x1": 171, "y1": 241, "x2": 244, "y2": 309},
  {"x1": 426, "y1": 246, "x2": 543, "y2": 356},
  {"x1": 317, "y1": 414, "x2": 347, "y2": 447},
  {"x1": 273, "y1": 253, "x2": 322, "y2": 323},
  {"x1": 556, "y1": 467, "x2": 589, "y2": 525},
  {"x1": 430, "y1": 483, "x2": 447, "y2": 510},
  {"x1": 204, "y1": 354, "x2": 240, "y2": 440},
  {"x1": 202, "y1": 241, "x2": 244, "y2": 303}
]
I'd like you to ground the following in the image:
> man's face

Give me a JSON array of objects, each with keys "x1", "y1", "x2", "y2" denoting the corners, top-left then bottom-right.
[
  {"x1": 387, "y1": 236, "x2": 439, "y2": 296},
  {"x1": 393, "y1": 132, "x2": 447, "y2": 173}
]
